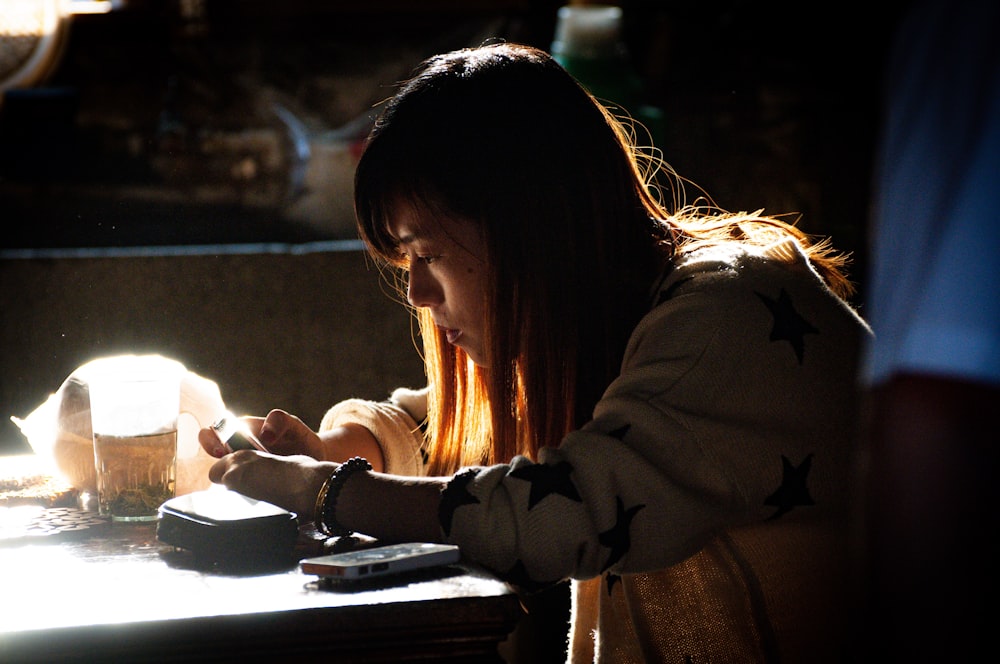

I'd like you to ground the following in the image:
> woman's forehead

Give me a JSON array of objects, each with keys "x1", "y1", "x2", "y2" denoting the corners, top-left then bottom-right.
[
  {"x1": 384, "y1": 201, "x2": 434, "y2": 241},
  {"x1": 385, "y1": 202, "x2": 485, "y2": 257},
  {"x1": 385, "y1": 199, "x2": 463, "y2": 240}
]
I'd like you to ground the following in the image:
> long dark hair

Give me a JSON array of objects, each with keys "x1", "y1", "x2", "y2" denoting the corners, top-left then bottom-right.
[{"x1": 354, "y1": 42, "x2": 851, "y2": 473}]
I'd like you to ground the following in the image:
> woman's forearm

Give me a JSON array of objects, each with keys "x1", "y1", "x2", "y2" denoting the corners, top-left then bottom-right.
[{"x1": 335, "y1": 470, "x2": 447, "y2": 543}]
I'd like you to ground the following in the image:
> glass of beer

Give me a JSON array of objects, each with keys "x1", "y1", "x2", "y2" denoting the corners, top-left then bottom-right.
[{"x1": 89, "y1": 364, "x2": 182, "y2": 521}]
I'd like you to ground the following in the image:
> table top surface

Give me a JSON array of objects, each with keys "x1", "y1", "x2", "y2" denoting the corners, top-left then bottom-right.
[
  {"x1": 0, "y1": 456, "x2": 523, "y2": 662},
  {"x1": 0, "y1": 519, "x2": 515, "y2": 633}
]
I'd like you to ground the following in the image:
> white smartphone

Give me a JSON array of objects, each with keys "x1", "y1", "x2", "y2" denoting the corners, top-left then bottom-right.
[{"x1": 300, "y1": 543, "x2": 461, "y2": 581}]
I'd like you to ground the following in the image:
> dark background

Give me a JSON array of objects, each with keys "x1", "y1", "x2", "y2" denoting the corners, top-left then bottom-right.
[{"x1": 2, "y1": 0, "x2": 912, "y2": 286}]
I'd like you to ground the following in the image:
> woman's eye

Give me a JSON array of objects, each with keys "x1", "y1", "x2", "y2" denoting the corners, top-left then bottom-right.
[{"x1": 415, "y1": 255, "x2": 440, "y2": 265}]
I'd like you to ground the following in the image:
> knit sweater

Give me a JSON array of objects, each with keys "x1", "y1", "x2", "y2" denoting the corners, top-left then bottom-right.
[{"x1": 322, "y1": 239, "x2": 871, "y2": 662}]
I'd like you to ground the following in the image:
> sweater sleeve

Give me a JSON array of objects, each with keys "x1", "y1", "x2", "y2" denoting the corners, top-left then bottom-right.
[
  {"x1": 319, "y1": 387, "x2": 429, "y2": 476},
  {"x1": 438, "y1": 295, "x2": 729, "y2": 585},
  {"x1": 438, "y1": 243, "x2": 869, "y2": 588}
]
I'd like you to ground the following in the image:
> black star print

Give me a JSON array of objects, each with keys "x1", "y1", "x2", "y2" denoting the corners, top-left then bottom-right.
[
  {"x1": 755, "y1": 288, "x2": 819, "y2": 364},
  {"x1": 438, "y1": 468, "x2": 481, "y2": 536},
  {"x1": 509, "y1": 461, "x2": 583, "y2": 510},
  {"x1": 599, "y1": 496, "x2": 645, "y2": 572},
  {"x1": 606, "y1": 573, "x2": 621, "y2": 595},
  {"x1": 764, "y1": 454, "x2": 815, "y2": 520},
  {"x1": 502, "y1": 559, "x2": 558, "y2": 594}
]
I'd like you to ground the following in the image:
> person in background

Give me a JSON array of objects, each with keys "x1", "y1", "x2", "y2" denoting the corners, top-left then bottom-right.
[
  {"x1": 856, "y1": 0, "x2": 999, "y2": 660},
  {"x1": 201, "y1": 42, "x2": 870, "y2": 662}
]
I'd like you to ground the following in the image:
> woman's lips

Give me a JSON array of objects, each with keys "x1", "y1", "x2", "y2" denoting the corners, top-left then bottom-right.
[{"x1": 442, "y1": 327, "x2": 462, "y2": 344}]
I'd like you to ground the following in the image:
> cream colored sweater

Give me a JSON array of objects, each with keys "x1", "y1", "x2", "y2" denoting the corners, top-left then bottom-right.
[{"x1": 322, "y1": 240, "x2": 871, "y2": 663}]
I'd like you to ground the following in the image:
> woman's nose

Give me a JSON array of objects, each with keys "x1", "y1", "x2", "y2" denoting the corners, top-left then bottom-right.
[{"x1": 406, "y1": 264, "x2": 442, "y2": 308}]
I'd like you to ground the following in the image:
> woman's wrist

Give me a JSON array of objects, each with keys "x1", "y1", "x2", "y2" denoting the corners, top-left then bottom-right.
[{"x1": 314, "y1": 457, "x2": 373, "y2": 537}]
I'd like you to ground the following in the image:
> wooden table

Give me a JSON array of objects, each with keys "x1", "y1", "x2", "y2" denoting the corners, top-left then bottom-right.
[{"x1": 0, "y1": 509, "x2": 524, "y2": 662}]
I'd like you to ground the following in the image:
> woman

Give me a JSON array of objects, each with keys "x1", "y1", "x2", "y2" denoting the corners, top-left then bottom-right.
[{"x1": 201, "y1": 43, "x2": 869, "y2": 662}]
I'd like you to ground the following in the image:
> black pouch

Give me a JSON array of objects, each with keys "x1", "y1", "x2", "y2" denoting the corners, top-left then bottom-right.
[{"x1": 157, "y1": 489, "x2": 299, "y2": 566}]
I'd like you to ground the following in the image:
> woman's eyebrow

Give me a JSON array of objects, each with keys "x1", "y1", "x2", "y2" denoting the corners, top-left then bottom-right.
[{"x1": 394, "y1": 227, "x2": 430, "y2": 246}]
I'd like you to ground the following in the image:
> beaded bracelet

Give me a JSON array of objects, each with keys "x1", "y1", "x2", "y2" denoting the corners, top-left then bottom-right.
[{"x1": 314, "y1": 456, "x2": 373, "y2": 537}]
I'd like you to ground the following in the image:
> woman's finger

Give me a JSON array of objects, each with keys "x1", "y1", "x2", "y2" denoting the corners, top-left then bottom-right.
[{"x1": 198, "y1": 426, "x2": 226, "y2": 457}]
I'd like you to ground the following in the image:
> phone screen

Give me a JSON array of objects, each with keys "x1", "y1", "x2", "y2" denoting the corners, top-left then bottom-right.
[
  {"x1": 225, "y1": 429, "x2": 268, "y2": 453},
  {"x1": 212, "y1": 414, "x2": 269, "y2": 453}
]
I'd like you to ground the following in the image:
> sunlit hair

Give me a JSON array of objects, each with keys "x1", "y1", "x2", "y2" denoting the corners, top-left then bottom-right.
[{"x1": 354, "y1": 43, "x2": 853, "y2": 475}]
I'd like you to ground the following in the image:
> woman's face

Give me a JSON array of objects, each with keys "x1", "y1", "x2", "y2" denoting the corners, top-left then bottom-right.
[{"x1": 388, "y1": 204, "x2": 490, "y2": 366}]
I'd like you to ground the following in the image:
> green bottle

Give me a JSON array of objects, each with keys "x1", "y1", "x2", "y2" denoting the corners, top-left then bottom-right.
[{"x1": 550, "y1": 4, "x2": 663, "y2": 146}]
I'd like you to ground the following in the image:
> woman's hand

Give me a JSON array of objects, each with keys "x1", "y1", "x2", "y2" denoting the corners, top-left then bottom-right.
[
  {"x1": 208, "y1": 450, "x2": 334, "y2": 521},
  {"x1": 199, "y1": 409, "x2": 384, "y2": 470},
  {"x1": 199, "y1": 409, "x2": 324, "y2": 458},
  {"x1": 208, "y1": 448, "x2": 445, "y2": 542}
]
